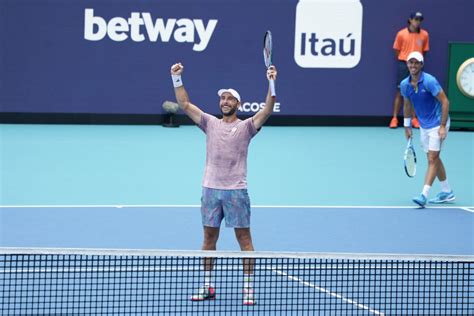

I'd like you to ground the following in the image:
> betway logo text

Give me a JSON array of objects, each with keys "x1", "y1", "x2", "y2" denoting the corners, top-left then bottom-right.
[{"x1": 84, "y1": 9, "x2": 218, "y2": 52}]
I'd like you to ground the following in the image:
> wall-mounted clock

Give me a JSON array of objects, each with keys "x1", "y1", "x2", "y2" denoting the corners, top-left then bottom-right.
[{"x1": 456, "y1": 57, "x2": 474, "y2": 98}]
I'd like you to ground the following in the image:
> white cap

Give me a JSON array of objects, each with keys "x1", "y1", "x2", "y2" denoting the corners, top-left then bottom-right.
[
  {"x1": 407, "y1": 51, "x2": 424, "y2": 63},
  {"x1": 217, "y1": 88, "x2": 241, "y2": 103}
]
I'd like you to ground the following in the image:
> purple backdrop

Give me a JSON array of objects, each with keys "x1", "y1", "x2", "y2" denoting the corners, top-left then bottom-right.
[{"x1": 0, "y1": 0, "x2": 471, "y2": 116}]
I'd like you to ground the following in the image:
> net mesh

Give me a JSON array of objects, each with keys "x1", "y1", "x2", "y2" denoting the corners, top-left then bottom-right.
[{"x1": 1, "y1": 248, "x2": 473, "y2": 315}]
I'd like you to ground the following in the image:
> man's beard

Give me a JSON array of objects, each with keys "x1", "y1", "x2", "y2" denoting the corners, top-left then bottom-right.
[{"x1": 221, "y1": 106, "x2": 237, "y2": 117}]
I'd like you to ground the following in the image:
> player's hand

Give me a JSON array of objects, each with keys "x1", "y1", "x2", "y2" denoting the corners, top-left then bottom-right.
[
  {"x1": 405, "y1": 127, "x2": 412, "y2": 140},
  {"x1": 438, "y1": 126, "x2": 447, "y2": 141},
  {"x1": 171, "y1": 63, "x2": 184, "y2": 76},
  {"x1": 267, "y1": 65, "x2": 277, "y2": 81}
]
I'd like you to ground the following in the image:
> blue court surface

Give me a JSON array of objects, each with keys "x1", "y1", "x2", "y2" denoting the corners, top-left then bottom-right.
[
  {"x1": 1, "y1": 124, "x2": 473, "y2": 314},
  {"x1": 0, "y1": 205, "x2": 473, "y2": 255},
  {"x1": 1, "y1": 204, "x2": 473, "y2": 314},
  {"x1": 0, "y1": 124, "x2": 473, "y2": 251},
  {"x1": 1, "y1": 204, "x2": 473, "y2": 315}
]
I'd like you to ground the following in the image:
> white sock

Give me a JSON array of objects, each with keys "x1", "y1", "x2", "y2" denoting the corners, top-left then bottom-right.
[
  {"x1": 243, "y1": 275, "x2": 253, "y2": 289},
  {"x1": 422, "y1": 185, "x2": 431, "y2": 197},
  {"x1": 204, "y1": 271, "x2": 211, "y2": 287},
  {"x1": 440, "y1": 180, "x2": 451, "y2": 193}
]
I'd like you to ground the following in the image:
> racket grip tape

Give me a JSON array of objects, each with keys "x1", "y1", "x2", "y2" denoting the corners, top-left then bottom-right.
[{"x1": 269, "y1": 79, "x2": 276, "y2": 98}]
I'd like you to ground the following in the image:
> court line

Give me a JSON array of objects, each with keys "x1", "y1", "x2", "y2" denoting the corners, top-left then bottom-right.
[
  {"x1": 0, "y1": 204, "x2": 472, "y2": 209},
  {"x1": 0, "y1": 204, "x2": 472, "y2": 213},
  {"x1": 460, "y1": 207, "x2": 474, "y2": 213},
  {"x1": 271, "y1": 268, "x2": 384, "y2": 315}
]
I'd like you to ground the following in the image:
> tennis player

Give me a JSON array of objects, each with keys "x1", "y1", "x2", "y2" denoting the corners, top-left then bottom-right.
[
  {"x1": 170, "y1": 62, "x2": 277, "y2": 305},
  {"x1": 401, "y1": 51, "x2": 455, "y2": 207}
]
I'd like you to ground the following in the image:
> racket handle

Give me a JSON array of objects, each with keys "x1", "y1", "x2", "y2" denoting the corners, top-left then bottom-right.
[{"x1": 269, "y1": 79, "x2": 276, "y2": 98}]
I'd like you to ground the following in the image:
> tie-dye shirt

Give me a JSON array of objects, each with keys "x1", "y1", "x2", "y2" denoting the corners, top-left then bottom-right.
[{"x1": 198, "y1": 113, "x2": 259, "y2": 189}]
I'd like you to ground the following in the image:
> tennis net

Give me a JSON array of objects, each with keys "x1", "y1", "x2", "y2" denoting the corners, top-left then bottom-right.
[{"x1": 1, "y1": 248, "x2": 473, "y2": 315}]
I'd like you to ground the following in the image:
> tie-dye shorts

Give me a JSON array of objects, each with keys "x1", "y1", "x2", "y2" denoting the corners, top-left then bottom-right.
[{"x1": 201, "y1": 187, "x2": 251, "y2": 228}]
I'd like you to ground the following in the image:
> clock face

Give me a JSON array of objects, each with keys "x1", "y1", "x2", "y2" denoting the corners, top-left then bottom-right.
[{"x1": 457, "y1": 58, "x2": 474, "y2": 98}]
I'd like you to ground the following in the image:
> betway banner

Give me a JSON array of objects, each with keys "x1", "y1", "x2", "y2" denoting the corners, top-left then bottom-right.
[
  {"x1": 83, "y1": 9, "x2": 218, "y2": 52},
  {"x1": 0, "y1": 0, "x2": 471, "y2": 116}
]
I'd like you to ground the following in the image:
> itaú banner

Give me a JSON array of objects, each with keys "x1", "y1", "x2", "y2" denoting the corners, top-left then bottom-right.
[
  {"x1": 294, "y1": 0, "x2": 363, "y2": 69},
  {"x1": 0, "y1": 0, "x2": 472, "y2": 117}
]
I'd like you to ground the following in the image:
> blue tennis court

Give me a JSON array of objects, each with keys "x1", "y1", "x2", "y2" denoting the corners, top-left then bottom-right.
[
  {"x1": 1, "y1": 204, "x2": 473, "y2": 314},
  {"x1": 2, "y1": 0, "x2": 474, "y2": 312},
  {"x1": 1, "y1": 124, "x2": 473, "y2": 314},
  {"x1": 0, "y1": 205, "x2": 473, "y2": 255}
]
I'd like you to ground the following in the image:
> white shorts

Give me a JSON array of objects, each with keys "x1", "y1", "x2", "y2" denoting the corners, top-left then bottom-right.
[{"x1": 419, "y1": 123, "x2": 450, "y2": 153}]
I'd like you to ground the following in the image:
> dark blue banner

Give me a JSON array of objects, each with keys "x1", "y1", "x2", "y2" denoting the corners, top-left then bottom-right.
[{"x1": 0, "y1": 0, "x2": 471, "y2": 116}]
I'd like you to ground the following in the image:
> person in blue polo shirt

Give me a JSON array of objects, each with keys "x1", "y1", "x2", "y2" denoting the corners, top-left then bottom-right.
[{"x1": 401, "y1": 51, "x2": 455, "y2": 207}]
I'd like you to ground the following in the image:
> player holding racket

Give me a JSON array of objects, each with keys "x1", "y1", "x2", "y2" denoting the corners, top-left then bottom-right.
[
  {"x1": 401, "y1": 51, "x2": 455, "y2": 207},
  {"x1": 170, "y1": 62, "x2": 277, "y2": 305}
]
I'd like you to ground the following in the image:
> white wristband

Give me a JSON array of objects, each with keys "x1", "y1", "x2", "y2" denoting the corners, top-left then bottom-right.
[
  {"x1": 172, "y1": 75, "x2": 183, "y2": 88},
  {"x1": 404, "y1": 118, "x2": 412, "y2": 127}
]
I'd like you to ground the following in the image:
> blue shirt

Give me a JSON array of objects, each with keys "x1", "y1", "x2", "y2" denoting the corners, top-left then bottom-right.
[{"x1": 400, "y1": 72, "x2": 446, "y2": 129}]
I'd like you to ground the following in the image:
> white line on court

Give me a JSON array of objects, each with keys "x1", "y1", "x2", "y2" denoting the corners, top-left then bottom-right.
[
  {"x1": 271, "y1": 268, "x2": 384, "y2": 315},
  {"x1": 0, "y1": 204, "x2": 473, "y2": 213},
  {"x1": 460, "y1": 207, "x2": 474, "y2": 213},
  {"x1": 0, "y1": 204, "x2": 472, "y2": 209}
]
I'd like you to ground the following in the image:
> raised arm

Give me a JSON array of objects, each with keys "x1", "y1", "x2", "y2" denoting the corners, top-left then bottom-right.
[
  {"x1": 170, "y1": 63, "x2": 202, "y2": 125},
  {"x1": 252, "y1": 65, "x2": 277, "y2": 130}
]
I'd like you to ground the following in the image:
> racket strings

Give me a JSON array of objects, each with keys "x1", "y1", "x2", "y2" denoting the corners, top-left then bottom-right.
[
  {"x1": 404, "y1": 147, "x2": 417, "y2": 177},
  {"x1": 264, "y1": 32, "x2": 272, "y2": 67}
]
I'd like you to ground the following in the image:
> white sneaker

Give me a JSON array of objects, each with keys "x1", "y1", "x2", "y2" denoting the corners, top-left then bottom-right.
[
  {"x1": 190, "y1": 285, "x2": 215, "y2": 301},
  {"x1": 243, "y1": 288, "x2": 256, "y2": 305},
  {"x1": 429, "y1": 191, "x2": 456, "y2": 204}
]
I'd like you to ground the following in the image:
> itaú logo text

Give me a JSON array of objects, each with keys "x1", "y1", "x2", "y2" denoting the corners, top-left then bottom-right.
[
  {"x1": 84, "y1": 9, "x2": 218, "y2": 52},
  {"x1": 294, "y1": 0, "x2": 363, "y2": 68}
]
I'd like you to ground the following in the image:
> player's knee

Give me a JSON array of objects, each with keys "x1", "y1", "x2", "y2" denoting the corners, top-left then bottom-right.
[
  {"x1": 202, "y1": 238, "x2": 217, "y2": 250},
  {"x1": 204, "y1": 235, "x2": 218, "y2": 245},
  {"x1": 235, "y1": 230, "x2": 253, "y2": 247},
  {"x1": 428, "y1": 153, "x2": 440, "y2": 165},
  {"x1": 203, "y1": 229, "x2": 219, "y2": 245}
]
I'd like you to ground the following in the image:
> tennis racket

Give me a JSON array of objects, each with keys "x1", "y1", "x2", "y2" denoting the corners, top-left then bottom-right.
[
  {"x1": 404, "y1": 137, "x2": 417, "y2": 177},
  {"x1": 263, "y1": 30, "x2": 276, "y2": 98}
]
